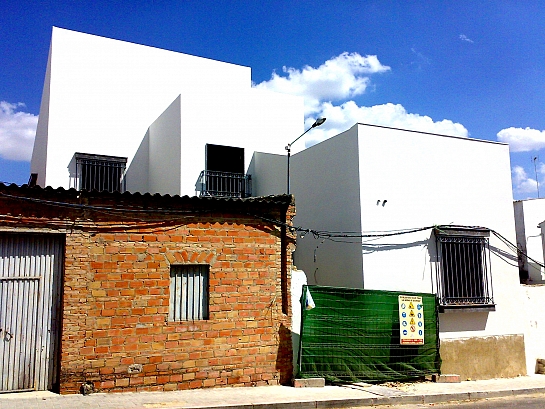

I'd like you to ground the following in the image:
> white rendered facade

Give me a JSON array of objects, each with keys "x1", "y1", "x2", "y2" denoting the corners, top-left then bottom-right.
[
  {"x1": 514, "y1": 198, "x2": 545, "y2": 283},
  {"x1": 250, "y1": 123, "x2": 529, "y2": 378},
  {"x1": 31, "y1": 27, "x2": 303, "y2": 195}
]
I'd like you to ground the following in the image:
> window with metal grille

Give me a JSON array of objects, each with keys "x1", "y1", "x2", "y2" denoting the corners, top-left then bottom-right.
[
  {"x1": 434, "y1": 227, "x2": 494, "y2": 310},
  {"x1": 73, "y1": 153, "x2": 127, "y2": 193},
  {"x1": 169, "y1": 265, "x2": 209, "y2": 321}
]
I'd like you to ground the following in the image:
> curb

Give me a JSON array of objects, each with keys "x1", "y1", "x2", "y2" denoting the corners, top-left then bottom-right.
[
  {"x1": 180, "y1": 386, "x2": 545, "y2": 409},
  {"x1": 2, "y1": 385, "x2": 545, "y2": 409}
]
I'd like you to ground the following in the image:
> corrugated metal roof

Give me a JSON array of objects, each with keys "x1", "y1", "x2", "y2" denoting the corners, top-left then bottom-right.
[{"x1": 0, "y1": 182, "x2": 293, "y2": 214}]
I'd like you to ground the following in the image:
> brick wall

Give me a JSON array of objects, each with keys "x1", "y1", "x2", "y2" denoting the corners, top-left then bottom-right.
[{"x1": 0, "y1": 185, "x2": 295, "y2": 394}]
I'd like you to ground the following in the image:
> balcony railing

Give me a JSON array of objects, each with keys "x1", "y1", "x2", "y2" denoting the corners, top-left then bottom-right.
[
  {"x1": 195, "y1": 170, "x2": 251, "y2": 198},
  {"x1": 70, "y1": 153, "x2": 127, "y2": 193}
]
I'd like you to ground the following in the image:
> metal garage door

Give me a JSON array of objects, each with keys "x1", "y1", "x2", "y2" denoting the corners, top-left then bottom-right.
[{"x1": 0, "y1": 233, "x2": 63, "y2": 392}]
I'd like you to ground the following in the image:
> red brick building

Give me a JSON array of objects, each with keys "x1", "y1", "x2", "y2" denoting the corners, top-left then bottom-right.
[{"x1": 0, "y1": 183, "x2": 294, "y2": 394}]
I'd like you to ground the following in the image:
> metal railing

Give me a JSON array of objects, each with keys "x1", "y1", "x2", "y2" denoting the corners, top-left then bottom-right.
[
  {"x1": 195, "y1": 170, "x2": 251, "y2": 198},
  {"x1": 72, "y1": 153, "x2": 127, "y2": 193},
  {"x1": 435, "y1": 235, "x2": 494, "y2": 306}
]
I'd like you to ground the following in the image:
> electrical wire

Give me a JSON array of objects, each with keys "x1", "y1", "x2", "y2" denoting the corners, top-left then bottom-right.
[
  {"x1": 1, "y1": 189, "x2": 543, "y2": 269},
  {"x1": 492, "y1": 230, "x2": 545, "y2": 269}
]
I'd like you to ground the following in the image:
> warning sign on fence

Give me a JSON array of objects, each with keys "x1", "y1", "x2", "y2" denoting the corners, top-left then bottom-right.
[{"x1": 398, "y1": 295, "x2": 424, "y2": 345}]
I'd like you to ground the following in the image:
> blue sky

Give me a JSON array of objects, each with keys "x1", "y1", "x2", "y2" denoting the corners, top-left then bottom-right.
[{"x1": 2, "y1": 1, "x2": 545, "y2": 199}]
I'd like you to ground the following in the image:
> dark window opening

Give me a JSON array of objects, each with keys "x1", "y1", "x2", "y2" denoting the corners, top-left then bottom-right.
[
  {"x1": 195, "y1": 144, "x2": 251, "y2": 197},
  {"x1": 205, "y1": 144, "x2": 244, "y2": 174}
]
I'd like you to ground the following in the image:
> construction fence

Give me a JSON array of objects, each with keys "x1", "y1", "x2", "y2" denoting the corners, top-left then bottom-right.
[{"x1": 297, "y1": 285, "x2": 441, "y2": 383}]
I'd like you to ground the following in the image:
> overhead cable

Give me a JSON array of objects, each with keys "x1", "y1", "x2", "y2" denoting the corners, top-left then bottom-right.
[{"x1": 1, "y1": 190, "x2": 543, "y2": 269}]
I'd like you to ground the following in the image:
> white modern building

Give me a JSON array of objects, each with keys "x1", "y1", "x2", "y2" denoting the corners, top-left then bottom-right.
[
  {"x1": 30, "y1": 27, "x2": 539, "y2": 382},
  {"x1": 514, "y1": 198, "x2": 545, "y2": 283},
  {"x1": 249, "y1": 123, "x2": 529, "y2": 380},
  {"x1": 30, "y1": 27, "x2": 303, "y2": 196},
  {"x1": 513, "y1": 200, "x2": 545, "y2": 376}
]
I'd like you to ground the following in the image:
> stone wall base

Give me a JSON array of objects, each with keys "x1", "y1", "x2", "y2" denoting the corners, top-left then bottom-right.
[{"x1": 440, "y1": 334, "x2": 526, "y2": 380}]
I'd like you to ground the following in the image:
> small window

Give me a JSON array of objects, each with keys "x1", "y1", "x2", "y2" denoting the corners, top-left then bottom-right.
[
  {"x1": 169, "y1": 265, "x2": 209, "y2": 321},
  {"x1": 72, "y1": 153, "x2": 127, "y2": 193},
  {"x1": 435, "y1": 226, "x2": 494, "y2": 310}
]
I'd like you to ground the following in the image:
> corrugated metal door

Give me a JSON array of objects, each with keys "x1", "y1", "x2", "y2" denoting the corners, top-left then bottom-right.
[{"x1": 0, "y1": 233, "x2": 63, "y2": 392}]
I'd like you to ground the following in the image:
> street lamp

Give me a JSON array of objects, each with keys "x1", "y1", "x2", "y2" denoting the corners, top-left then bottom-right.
[{"x1": 285, "y1": 117, "x2": 326, "y2": 194}]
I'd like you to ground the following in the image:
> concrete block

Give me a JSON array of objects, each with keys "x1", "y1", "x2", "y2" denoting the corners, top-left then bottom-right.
[
  {"x1": 536, "y1": 358, "x2": 545, "y2": 374},
  {"x1": 432, "y1": 374, "x2": 461, "y2": 383},
  {"x1": 294, "y1": 378, "x2": 325, "y2": 388}
]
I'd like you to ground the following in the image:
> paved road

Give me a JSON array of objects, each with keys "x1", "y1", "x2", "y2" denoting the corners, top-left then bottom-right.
[{"x1": 372, "y1": 393, "x2": 545, "y2": 409}]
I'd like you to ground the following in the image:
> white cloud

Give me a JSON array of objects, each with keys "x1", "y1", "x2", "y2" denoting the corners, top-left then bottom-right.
[
  {"x1": 497, "y1": 127, "x2": 545, "y2": 152},
  {"x1": 0, "y1": 101, "x2": 38, "y2": 161},
  {"x1": 304, "y1": 102, "x2": 469, "y2": 147},
  {"x1": 539, "y1": 162, "x2": 545, "y2": 174},
  {"x1": 255, "y1": 52, "x2": 468, "y2": 149},
  {"x1": 512, "y1": 165, "x2": 539, "y2": 195},
  {"x1": 410, "y1": 47, "x2": 431, "y2": 69},
  {"x1": 255, "y1": 52, "x2": 391, "y2": 115},
  {"x1": 459, "y1": 34, "x2": 474, "y2": 43}
]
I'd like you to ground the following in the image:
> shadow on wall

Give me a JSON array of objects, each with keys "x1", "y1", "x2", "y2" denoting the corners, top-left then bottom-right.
[
  {"x1": 439, "y1": 312, "x2": 489, "y2": 332},
  {"x1": 276, "y1": 323, "x2": 294, "y2": 385},
  {"x1": 361, "y1": 231, "x2": 492, "y2": 334},
  {"x1": 362, "y1": 239, "x2": 430, "y2": 254},
  {"x1": 525, "y1": 261, "x2": 545, "y2": 284},
  {"x1": 491, "y1": 242, "x2": 543, "y2": 285},
  {"x1": 489, "y1": 245, "x2": 519, "y2": 268},
  {"x1": 124, "y1": 130, "x2": 150, "y2": 194},
  {"x1": 292, "y1": 331, "x2": 300, "y2": 377},
  {"x1": 361, "y1": 233, "x2": 435, "y2": 292}
]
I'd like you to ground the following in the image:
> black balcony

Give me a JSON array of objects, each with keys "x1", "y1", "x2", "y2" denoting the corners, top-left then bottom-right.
[{"x1": 195, "y1": 170, "x2": 251, "y2": 198}]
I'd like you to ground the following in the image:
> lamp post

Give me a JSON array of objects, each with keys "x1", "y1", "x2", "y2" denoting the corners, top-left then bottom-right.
[{"x1": 285, "y1": 117, "x2": 326, "y2": 194}]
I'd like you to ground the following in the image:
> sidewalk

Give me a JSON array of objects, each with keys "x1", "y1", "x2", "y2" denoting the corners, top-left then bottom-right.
[{"x1": 2, "y1": 375, "x2": 545, "y2": 409}]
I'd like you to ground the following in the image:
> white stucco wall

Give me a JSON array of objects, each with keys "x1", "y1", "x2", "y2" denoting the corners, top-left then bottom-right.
[
  {"x1": 124, "y1": 130, "x2": 149, "y2": 194},
  {"x1": 174, "y1": 87, "x2": 301, "y2": 196},
  {"x1": 514, "y1": 199, "x2": 545, "y2": 283},
  {"x1": 30, "y1": 44, "x2": 52, "y2": 186},
  {"x1": 252, "y1": 123, "x2": 526, "y2": 365},
  {"x1": 147, "y1": 96, "x2": 182, "y2": 195},
  {"x1": 350, "y1": 124, "x2": 524, "y2": 344},
  {"x1": 290, "y1": 127, "x2": 364, "y2": 288},
  {"x1": 522, "y1": 285, "x2": 545, "y2": 375},
  {"x1": 247, "y1": 152, "x2": 287, "y2": 197},
  {"x1": 291, "y1": 269, "x2": 307, "y2": 375},
  {"x1": 31, "y1": 27, "x2": 303, "y2": 195}
]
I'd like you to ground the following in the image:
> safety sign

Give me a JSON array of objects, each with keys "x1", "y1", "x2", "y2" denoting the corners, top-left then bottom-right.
[{"x1": 398, "y1": 295, "x2": 424, "y2": 345}]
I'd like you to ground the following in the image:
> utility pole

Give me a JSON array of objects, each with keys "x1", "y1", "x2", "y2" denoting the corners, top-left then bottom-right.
[{"x1": 534, "y1": 156, "x2": 540, "y2": 198}]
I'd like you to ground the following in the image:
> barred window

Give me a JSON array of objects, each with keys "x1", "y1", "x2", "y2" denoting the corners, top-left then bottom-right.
[
  {"x1": 73, "y1": 153, "x2": 127, "y2": 193},
  {"x1": 169, "y1": 265, "x2": 209, "y2": 321},
  {"x1": 435, "y1": 227, "x2": 494, "y2": 310}
]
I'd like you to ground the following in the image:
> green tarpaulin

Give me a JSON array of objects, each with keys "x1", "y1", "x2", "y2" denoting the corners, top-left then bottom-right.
[{"x1": 298, "y1": 285, "x2": 441, "y2": 383}]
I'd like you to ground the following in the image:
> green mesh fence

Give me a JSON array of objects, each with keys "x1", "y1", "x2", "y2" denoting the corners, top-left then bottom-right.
[{"x1": 298, "y1": 285, "x2": 440, "y2": 383}]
